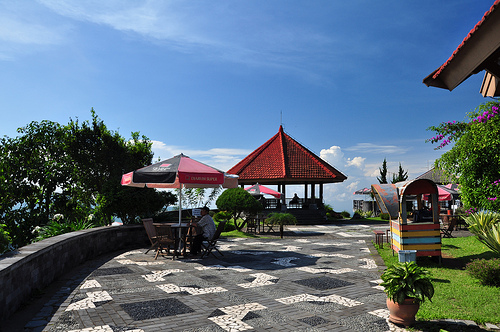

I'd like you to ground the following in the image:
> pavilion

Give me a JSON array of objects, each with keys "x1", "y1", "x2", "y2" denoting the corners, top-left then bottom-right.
[{"x1": 228, "y1": 126, "x2": 347, "y2": 210}]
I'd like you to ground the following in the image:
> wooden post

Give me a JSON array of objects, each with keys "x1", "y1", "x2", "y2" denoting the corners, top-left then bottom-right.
[
  {"x1": 304, "y1": 183, "x2": 308, "y2": 205},
  {"x1": 311, "y1": 183, "x2": 316, "y2": 204},
  {"x1": 320, "y1": 183, "x2": 323, "y2": 205},
  {"x1": 400, "y1": 195, "x2": 408, "y2": 225}
]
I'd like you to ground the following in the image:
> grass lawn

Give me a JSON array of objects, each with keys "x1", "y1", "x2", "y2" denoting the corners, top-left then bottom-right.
[
  {"x1": 221, "y1": 229, "x2": 260, "y2": 238},
  {"x1": 376, "y1": 236, "x2": 500, "y2": 325}
]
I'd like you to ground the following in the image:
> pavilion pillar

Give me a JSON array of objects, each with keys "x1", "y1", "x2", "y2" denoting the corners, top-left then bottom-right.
[
  {"x1": 304, "y1": 183, "x2": 308, "y2": 204},
  {"x1": 311, "y1": 183, "x2": 316, "y2": 204},
  {"x1": 319, "y1": 183, "x2": 323, "y2": 205},
  {"x1": 281, "y1": 183, "x2": 286, "y2": 207}
]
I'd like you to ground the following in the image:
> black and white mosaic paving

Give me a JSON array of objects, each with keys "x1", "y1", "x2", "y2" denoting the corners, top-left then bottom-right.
[{"x1": 29, "y1": 224, "x2": 413, "y2": 332}]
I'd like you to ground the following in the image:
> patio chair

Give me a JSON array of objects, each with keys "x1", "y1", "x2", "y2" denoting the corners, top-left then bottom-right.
[
  {"x1": 154, "y1": 224, "x2": 176, "y2": 260},
  {"x1": 200, "y1": 220, "x2": 227, "y2": 258},
  {"x1": 142, "y1": 218, "x2": 158, "y2": 254},
  {"x1": 441, "y1": 217, "x2": 457, "y2": 238},
  {"x1": 246, "y1": 217, "x2": 257, "y2": 234}
]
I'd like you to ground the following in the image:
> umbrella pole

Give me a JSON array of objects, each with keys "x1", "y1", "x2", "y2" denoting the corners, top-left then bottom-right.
[{"x1": 178, "y1": 182, "x2": 182, "y2": 225}]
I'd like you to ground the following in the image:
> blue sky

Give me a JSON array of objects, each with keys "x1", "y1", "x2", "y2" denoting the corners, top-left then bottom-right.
[{"x1": 0, "y1": 0, "x2": 494, "y2": 212}]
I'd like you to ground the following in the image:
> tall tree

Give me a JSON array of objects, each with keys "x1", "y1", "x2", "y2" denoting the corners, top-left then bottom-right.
[
  {"x1": 392, "y1": 163, "x2": 408, "y2": 183},
  {"x1": 377, "y1": 158, "x2": 388, "y2": 184}
]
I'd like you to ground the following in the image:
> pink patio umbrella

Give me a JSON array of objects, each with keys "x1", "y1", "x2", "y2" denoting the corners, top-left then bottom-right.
[
  {"x1": 121, "y1": 154, "x2": 238, "y2": 223},
  {"x1": 245, "y1": 183, "x2": 282, "y2": 199},
  {"x1": 423, "y1": 184, "x2": 458, "y2": 201},
  {"x1": 353, "y1": 188, "x2": 372, "y2": 195}
]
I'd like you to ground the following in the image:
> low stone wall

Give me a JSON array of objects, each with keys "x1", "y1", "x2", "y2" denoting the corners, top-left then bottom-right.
[{"x1": 0, "y1": 225, "x2": 148, "y2": 320}]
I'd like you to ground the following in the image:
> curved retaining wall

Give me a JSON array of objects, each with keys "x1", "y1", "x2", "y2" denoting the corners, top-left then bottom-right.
[{"x1": 0, "y1": 225, "x2": 148, "y2": 320}]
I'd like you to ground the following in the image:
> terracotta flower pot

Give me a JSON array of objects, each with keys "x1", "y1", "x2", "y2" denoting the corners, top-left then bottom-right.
[{"x1": 386, "y1": 298, "x2": 420, "y2": 327}]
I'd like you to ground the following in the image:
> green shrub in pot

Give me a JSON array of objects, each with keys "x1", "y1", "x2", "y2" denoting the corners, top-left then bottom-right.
[{"x1": 380, "y1": 261, "x2": 434, "y2": 304}]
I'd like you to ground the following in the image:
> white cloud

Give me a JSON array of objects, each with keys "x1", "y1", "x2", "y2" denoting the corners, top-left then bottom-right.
[
  {"x1": 346, "y1": 156, "x2": 365, "y2": 168},
  {"x1": 344, "y1": 143, "x2": 410, "y2": 155},
  {"x1": 320, "y1": 146, "x2": 344, "y2": 168},
  {"x1": 32, "y1": 1, "x2": 350, "y2": 81},
  {"x1": 151, "y1": 140, "x2": 251, "y2": 172},
  {"x1": 346, "y1": 181, "x2": 359, "y2": 192}
]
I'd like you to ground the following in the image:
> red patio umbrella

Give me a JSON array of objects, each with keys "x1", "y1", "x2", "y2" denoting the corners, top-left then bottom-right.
[
  {"x1": 423, "y1": 184, "x2": 456, "y2": 201},
  {"x1": 245, "y1": 183, "x2": 282, "y2": 199},
  {"x1": 353, "y1": 188, "x2": 372, "y2": 195},
  {"x1": 121, "y1": 154, "x2": 238, "y2": 223}
]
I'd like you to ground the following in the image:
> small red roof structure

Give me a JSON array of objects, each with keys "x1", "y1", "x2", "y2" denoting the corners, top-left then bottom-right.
[
  {"x1": 228, "y1": 126, "x2": 346, "y2": 207},
  {"x1": 423, "y1": 0, "x2": 500, "y2": 96},
  {"x1": 229, "y1": 126, "x2": 346, "y2": 184}
]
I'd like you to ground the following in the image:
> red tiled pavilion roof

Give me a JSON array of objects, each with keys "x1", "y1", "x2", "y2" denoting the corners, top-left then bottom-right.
[{"x1": 228, "y1": 126, "x2": 347, "y2": 185}]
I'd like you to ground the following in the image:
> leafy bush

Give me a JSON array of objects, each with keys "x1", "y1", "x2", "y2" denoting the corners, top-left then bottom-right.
[
  {"x1": 464, "y1": 211, "x2": 500, "y2": 255},
  {"x1": 364, "y1": 210, "x2": 373, "y2": 218},
  {"x1": 265, "y1": 212, "x2": 297, "y2": 238},
  {"x1": 326, "y1": 211, "x2": 342, "y2": 220},
  {"x1": 380, "y1": 213, "x2": 390, "y2": 220},
  {"x1": 340, "y1": 211, "x2": 350, "y2": 218},
  {"x1": 213, "y1": 210, "x2": 232, "y2": 222},
  {"x1": 466, "y1": 258, "x2": 500, "y2": 287},
  {"x1": 353, "y1": 209, "x2": 364, "y2": 218},
  {"x1": 0, "y1": 224, "x2": 12, "y2": 254},
  {"x1": 219, "y1": 219, "x2": 236, "y2": 232},
  {"x1": 265, "y1": 213, "x2": 297, "y2": 226},
  {"x1": 34, "y1": 219, "x2": 95, "y2": 242}
]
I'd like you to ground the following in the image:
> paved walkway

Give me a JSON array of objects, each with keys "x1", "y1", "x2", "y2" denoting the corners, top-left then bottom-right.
[{"x1": 5, "y1": 222, "x2": 497, "y2": 331}]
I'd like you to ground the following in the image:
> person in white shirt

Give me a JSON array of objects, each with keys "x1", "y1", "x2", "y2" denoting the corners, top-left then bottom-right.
[{"x1": 190, "y1": 206, "x2": 216, "y2": 255}]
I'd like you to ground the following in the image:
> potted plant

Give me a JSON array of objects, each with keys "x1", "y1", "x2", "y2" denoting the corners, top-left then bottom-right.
[
  {"x1": 380, "y1": 261, "x2": 434, "y2": 327},
  {"x1": 264, "y1": 212, "x2": 297, "y2": 238}
]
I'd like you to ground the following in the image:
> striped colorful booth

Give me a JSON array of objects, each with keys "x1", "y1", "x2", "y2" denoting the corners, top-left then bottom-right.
[
  {"x1": 390, "y1": 221, "x2": 441, "y2": 257},
  {"x1": 373, "y1": 179, "x2": 442, "y2": 261}
]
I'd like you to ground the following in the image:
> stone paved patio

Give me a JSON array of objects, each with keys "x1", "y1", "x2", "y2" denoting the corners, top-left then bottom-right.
[{"x1": 8, "y1": 222, "x2": 496, "y2": 332}]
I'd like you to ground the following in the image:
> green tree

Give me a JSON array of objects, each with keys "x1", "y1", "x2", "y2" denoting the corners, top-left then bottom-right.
[
  {"x1": 182, "y1": 187, "x2": 222, "y2": 209},
  {"x1": 215, "y1": 187, "x2": 263, "y2": 231},
  {"x1": 377, "y1": 158, "x2": 388, "y2": 184},
  {"x1": 0, "y1": 120, "x2": 70, "y2": 246},
  {"x1": 391, "y1": 163, "x2": 408, "y2": 183},
  {"x1": 0, "y1": 110, "x2": 172, "y2": 247},
  {"x1": 427, "y1": 101, "x2": 500, "y2": 211}
]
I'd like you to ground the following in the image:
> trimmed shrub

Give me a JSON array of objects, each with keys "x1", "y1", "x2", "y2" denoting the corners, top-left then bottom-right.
[
  {"x1": 380, "y1": 213, "x2": 390, "y2": 220},
  {"x1": 213, "y1": 211, "x2": 232, "y2": 222},
  {"x1": 340, "y1": 211, "x2": 350, "y2": 218},
  {"x1": 466, "y1": 258, "x2": 500, "y2": 287}
]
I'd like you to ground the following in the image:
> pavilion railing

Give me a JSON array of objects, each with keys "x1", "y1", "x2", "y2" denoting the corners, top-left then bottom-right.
[{"x1": 262, "y1": 198, "x2": 323, "y2": 210}]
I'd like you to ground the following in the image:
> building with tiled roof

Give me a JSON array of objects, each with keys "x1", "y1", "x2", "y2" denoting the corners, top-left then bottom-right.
[
  {"x1": 228, "y1": 126, "x2": 346, "y2": 208},
  {"x1": 415, "y1": 168, "x2": 455, "y2": 185},
  {"x1": 423, "y1": 0, "x2": 500, "y2": 96}
]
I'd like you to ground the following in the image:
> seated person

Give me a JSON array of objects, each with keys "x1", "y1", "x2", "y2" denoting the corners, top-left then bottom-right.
[
  {"x1": 290, "y1": 193, "x2": 300, "y2": 205},
  {"x1": 189, "y1": 206, "x2": 216, "y2": 255},
  {"x1": 413, "y1": 206, "x2": 432, "y2": 222}
]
